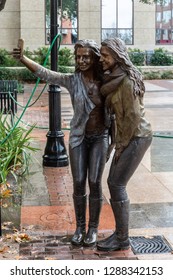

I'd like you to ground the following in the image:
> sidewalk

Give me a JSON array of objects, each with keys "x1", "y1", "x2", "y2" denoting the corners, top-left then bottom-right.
[{"x1": 1, "y1": 80, "x2": 173, "y2": 260}]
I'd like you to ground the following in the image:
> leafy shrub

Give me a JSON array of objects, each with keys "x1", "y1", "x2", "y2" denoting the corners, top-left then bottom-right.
[
  {"x1": 1, "y1": 45, "x2": 173, "y2": 81},
  {"x1": 143, "y1": 71, "x2": 161, "y2": 80},
  {"x1": 33, "y1": 46, "x2": 50, "y2": 66},
  {"x1": 23, "y1": 47, "x2": 34, "y2": 60},
  {"x1": 15, "y1": 68, "x2": 36, "y2": 82},
  {"x1": 128, "y1": 48, "x2": 145, "y2": 66},
  {"x1": 0, "y1": 113, "x2": 38, "y2": 185},
  {"x1": 0, "y1": 49, "x2": 9, "y2": 66},
  {"x1": 0, "y1": 48, "x2": 22, "y2": 67},
  {"x1": 150, "y1": 48, "x2": 173, "y2": 66},
  {"x1": 0, "y1": 68, "x2": 36, "y2": 82},
  {"x1": 0, "y1": 45, "x2": 75, "y2": 68},
  {"x1": 161, "y1": 70, "x2": 173, "y2": 79},
  {"x1": 58, "y1": 65, "x2": 74, "y2": 73},
  {"x1": 58, "y1": 47, "x2": 74, "y2": 66}
]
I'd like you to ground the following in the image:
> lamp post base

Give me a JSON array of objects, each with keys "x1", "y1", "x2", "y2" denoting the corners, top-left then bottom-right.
[{"x1": 43, "y1": 131, "x2": 69, "y2": 167}]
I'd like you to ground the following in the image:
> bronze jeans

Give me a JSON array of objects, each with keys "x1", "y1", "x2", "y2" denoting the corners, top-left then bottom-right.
[
  {"x1": 108, "y1": 136, "x2": 152, "y2": 201},
  {"x1": 69, "y1": 130, "x2": 109, "y2": 198}
]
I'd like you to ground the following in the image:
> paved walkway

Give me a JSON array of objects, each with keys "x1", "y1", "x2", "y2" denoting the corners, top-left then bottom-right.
[{"x1": 1, "y1": 79, "x2": 173, "y2": 260}]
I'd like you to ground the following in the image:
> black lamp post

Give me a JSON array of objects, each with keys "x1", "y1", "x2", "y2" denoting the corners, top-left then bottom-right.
[{"x1": 43, "y1": 0, "x2": 69, "y2": 167}]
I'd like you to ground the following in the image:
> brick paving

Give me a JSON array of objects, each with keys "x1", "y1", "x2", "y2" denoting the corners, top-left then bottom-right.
[
  {"x1": 19, "y1": 234, "x2": 137, "y2": 260},
  {"x1": 44, "y1": 166, "x2": 73, "y2": 206}
]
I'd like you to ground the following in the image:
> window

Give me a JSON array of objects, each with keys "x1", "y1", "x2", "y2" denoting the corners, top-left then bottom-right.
[
  {"x1": 156, "y1": 0, "x2": 173, "y2": 44},
  {"x1": 45, "y1": 0, "x2": 78, "y2": 45},
  {"x1": 102, "y1": 0, "x2": 133, "y2": 45}
]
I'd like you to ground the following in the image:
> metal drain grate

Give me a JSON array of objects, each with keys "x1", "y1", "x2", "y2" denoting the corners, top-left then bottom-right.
[{"x1": 129, "y1": 235, "x2": 173, "y2": 254}]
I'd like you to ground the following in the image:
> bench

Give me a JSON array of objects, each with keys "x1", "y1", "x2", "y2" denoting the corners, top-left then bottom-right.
[{"x1": 0, "y1": 80, "x2": 18, "y2": 116}]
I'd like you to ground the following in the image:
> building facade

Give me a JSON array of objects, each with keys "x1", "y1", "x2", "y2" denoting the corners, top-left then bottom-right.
[{"x1": 0, "y1": 0, "x2": 173, "y2": 52}]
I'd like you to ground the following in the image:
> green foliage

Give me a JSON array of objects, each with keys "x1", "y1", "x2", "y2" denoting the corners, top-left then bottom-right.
[
  {"x1": 1, "y1": 45, "x2": 173, "y2": 81},
  {"x1": 150, "y1": 48, "x2": 173, "y2": 66},
  {"x1": 143, "y1": 71, "x2": 161, "y2": 80},
  {"x1": 142, "y1": 69, "x2": 173, "y2": 80},
  {"x1": 0, "y1": 113, "x2": 38, "y2": 185},
  {"x1": 0, "y1": 49, "x2": 8, "y2": 65},
  {"x1": 23, "y1": 47, "x2": 34, "y2": 60},
  {"x1": 0, "y1": 65, "x2": 75, "y2": 80},
  {"x1": 58, "y1": 65, "x2": 74, "y2": 73},
  {"x1": 0, "y1": 67, "x2": 36, "y2": 82},
  {"x1": 61, "y1": 0, "x2": 78, "y2": 19},
  {"x1": 45, "y1": 0, "x2": 77, "y2": 19},
  {"x1": 33, "y1": 46, "x2": 50, "y2": 66},
  {"x1": 0, "y1": 48, "x2": 22, "y2": 67},
  {"x1": 0, "y1": 68, "x2": 16, "y2": 80},
  {"x1": 161, "y1": 70, "x2": 173, "y2": 79},
  {"x1": 139, "y1": 0, "x2": 165, "y2": 4},
  {"x1": 0, "y1": 45, "x2": 74, "y2": 70},
  {"x1": 58, "y1": 47, "x2": 74, "y2": 66},
  {"x1": 128, "y1": 48, "x2": 145, "y2": 66}
]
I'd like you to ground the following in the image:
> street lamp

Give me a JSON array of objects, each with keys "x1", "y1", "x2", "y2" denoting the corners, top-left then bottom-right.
[{"x1": 43, "y1": 0, "x2": 69, "y2": 167}]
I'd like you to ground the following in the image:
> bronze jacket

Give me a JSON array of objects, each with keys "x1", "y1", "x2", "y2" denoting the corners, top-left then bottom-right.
[
  {"x1": 35, "y1": 65, "x2": 110, "y2": 148},
  {"x1": 109, "y1": 76, "x2": 152, "y2": 149}
]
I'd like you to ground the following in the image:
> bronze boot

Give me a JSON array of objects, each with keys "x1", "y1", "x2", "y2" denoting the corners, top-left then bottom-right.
[
  {"x1": 97, "y1": 199, "x2": 130, "y2": 251},
  {"x1": 83, "y1": 197, "x2": 102, "y2": 247},
  {"x1": 71, "y1": 194, "x2": 87, "y2": 246}
]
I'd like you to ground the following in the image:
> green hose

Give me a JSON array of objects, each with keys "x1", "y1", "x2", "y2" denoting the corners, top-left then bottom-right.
[
  {"x1": 14, "y1": 114, "x2": 70, "y2": 131},
  {"x1": 7, "y1": 82, "x2": 48, "y2": 108},
  {"x1": 152, "y1": 132, "x2": 173, "y2": 139}
]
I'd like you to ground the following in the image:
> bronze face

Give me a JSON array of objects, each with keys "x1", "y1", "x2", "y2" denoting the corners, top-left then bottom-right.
[
  {"x1": 100, "y1": 46, "x2": 116, "y2": 72},
  {"x1": 76, "y1": 47, "x2": 94, "y2": 72}
]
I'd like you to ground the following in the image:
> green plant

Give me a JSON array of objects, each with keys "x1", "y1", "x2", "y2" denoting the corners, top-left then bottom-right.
[
  {"x1": 143, "y1": 71, "x2": 161, "y2": 80},
  {"x1": 140, "y1": 0, "x2": 165, "y2": 4},
  {"x1": 0, "y1": 48, "x2": 9, "y2": 66},
  {"x1": 0, "y1": 113, "x2": 38, "y2": 185},
  {"x1": 15, "y1": 68, "x2": 36, "y2": 82},
  {"x1": 34, "y1": 46, "x2": 50, "y2": 66},
  {"x1": 0, "y1": 68, "x2": 36, "y2": 82},
  {"x1": 128, "y1": 48, "x2": 145, "y2": 66},
  {"x1": 161, "y1": 70, "x2": 173, "y2": 79},
  {"x1": 0, "y1": 48, "x2": 22, "y2": 67},
  {"x1": 58, "y1": 65, "x2": 75, "y2": 73},
  {"x1": 23, "y1": 47, "x2": 34, "y2": 60},
  {"x1": 150, "y1": 48, "x2": 173, "y2": 66},
  {"x1": 17, "y1": 82, "x2": 24, "y2": 94},
  {"x1": 58, "y1": 47, "x2": 74, "y2": 66}
]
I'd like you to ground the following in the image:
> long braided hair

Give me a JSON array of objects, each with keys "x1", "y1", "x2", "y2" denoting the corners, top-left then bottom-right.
[{"x1": 101, "y1": 37, "x2": 145, "y2": 97}]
